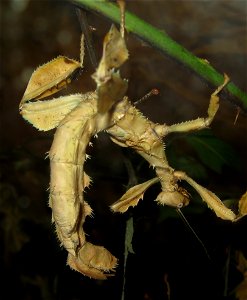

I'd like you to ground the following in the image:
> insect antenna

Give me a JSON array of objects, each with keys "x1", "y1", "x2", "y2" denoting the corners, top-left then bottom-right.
[
  {"x1": 76, "y1": 8, "x2": 98, "y2": 69},
  {"x1": 176, "y1": 207, "x2": 211, "y2": 261},
  {"x1": 134, "y1": 88, "x2": 159, "y2": 106}
]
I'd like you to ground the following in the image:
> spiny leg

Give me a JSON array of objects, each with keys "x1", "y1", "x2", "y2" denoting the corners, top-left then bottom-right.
[
  {"x1": 166, "y1": 74, "x2": 230, "y2": 134},
  {"x1": 153, "y1": 74, "x2": 235, "y2": 219},
  {"x1": 174, "y1": 171, "x2": 236, "y2": 221}
]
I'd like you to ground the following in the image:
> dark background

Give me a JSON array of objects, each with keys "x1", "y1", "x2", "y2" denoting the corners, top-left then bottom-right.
[{"x1": 1, "y1": 1, "x2": 247, "y2": 299}]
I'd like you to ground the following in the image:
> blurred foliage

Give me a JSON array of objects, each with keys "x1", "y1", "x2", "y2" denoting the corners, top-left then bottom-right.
[
  {"x1": 76, "y1": 0, "x2": 247, "y2": 111},
  {"x1": 157, "y1": 128, "x2": 242, "y2": 222},
  {"x1": 185, "y1": 129, "x2": 241, "y2": 174},
  {"x1": 235, "y1": 251, "x2": 247, "y2": 300},
  {"x1": 167, "y1": 128, "x2": 241, "y2": 179}
]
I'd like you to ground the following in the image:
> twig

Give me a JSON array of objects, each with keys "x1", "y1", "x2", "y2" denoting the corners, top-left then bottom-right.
[
  {"x1": 164, "y1": 273, "x2": 171, "y2": 300},
  {"x1": 121, "y1": 155, "x2": 137, "y2": 300},
  {"x1": 76, "y1": 8, "x2": 98, "y2": 69},
  {"x1": 72, "y1": 0, "x2": 247, "y2": 113},
  {"x1": 224, "y1": 246, "x2": 231, "y2": 297}
]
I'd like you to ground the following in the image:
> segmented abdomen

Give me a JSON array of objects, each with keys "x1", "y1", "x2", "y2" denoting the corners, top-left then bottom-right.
[{"x1": 49, "y1": 92, "x2": 97, "y2": 255}]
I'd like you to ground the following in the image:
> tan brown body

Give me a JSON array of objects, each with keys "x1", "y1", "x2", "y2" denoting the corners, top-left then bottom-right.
[
  {"x1": 108, "y1": 98, "x2": 187, "y2": 207},
  {"x1": 108, "y1": 95, "x2": 236, "y2": 221},
  {"x1": 19, "y1": 17, "x2": 240, "y2": 280},
  {"x1": 49, "y1": 92, "x2": 117, "y2": 279},
  {"x1": 49, "y1": 92, "x2": 96, "y2": 255}
]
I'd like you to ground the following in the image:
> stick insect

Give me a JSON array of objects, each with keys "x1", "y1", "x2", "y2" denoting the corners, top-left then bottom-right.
[{"x1": 19, "y1": 6, "x2": 242, "y2": 279}]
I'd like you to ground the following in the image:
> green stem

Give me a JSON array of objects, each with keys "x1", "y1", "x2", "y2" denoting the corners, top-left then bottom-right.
[{"x1": 73, "y1": 0, "x2": 247, "y2": 112}]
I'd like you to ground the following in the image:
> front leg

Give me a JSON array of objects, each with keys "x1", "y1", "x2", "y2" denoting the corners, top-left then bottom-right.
[
  {"x1": 166, "y1": 74, "x2": 229, "y2": 134},
  {"x1": 109, "y1": 77, "x2": 236, "y2": 221}
]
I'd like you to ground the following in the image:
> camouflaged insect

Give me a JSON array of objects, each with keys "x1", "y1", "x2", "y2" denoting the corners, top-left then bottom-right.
[{"x1": 20, "y1": 13, "x2": 241, "y2": 279}]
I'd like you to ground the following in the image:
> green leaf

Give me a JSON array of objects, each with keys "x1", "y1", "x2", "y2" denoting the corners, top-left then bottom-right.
[
  {"x1": 75, "y1": 0, "x2": 247, "y2": 112},
  {"x1": 166, "y1": 142, "x2": 208, "y2": 180},
  {"x1": 170, "y1": 155, "x2": 208, "y2": 180},
  {"x1": 185, "y1": 129, "x2": 240, "y2": 173}
]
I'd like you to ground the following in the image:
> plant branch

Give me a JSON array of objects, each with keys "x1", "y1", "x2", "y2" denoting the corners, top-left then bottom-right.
[{"x1": 72, "y1": 0, "x2": 247, "y2": 113}]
